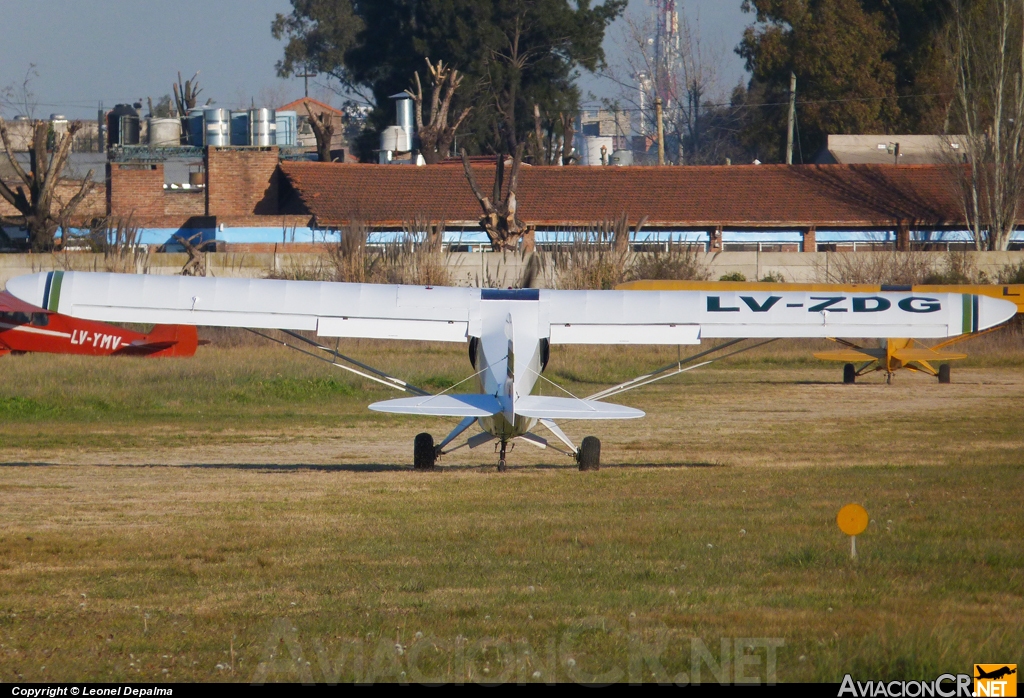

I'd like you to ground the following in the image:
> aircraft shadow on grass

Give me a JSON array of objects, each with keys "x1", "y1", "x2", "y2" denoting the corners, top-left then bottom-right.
[{"x1": 1, "y1": 461, "x2": 723, "y2": 471}]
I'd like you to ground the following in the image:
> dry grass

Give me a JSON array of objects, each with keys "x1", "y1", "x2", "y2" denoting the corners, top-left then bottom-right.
[
  {"x1": 0, "y1": 341, "x2": 1022, "y2": 683},
  {"x1": 271, "y1": 220, "x2": 453, "y2": 287}
]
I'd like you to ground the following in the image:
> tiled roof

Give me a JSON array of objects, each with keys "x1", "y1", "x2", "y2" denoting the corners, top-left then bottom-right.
[
  {"x1": 278, "y1": 161, "x2": 969, "y2": 229},
  {"x1": 277, "y1": 97, "x2": 343, "y2": 116}
]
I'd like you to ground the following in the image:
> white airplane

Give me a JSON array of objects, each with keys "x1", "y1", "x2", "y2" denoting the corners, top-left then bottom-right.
[{"x1": 6, "y1": 271, "x2": 1016, "y2": 471}]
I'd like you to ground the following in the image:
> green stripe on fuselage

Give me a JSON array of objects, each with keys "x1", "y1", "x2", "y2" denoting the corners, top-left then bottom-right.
[
  {"x1": 47, "y1": 271, "x2": 64, "y2": 312},
  {"x1": 962, "y1": 294, "x2": 972, "y2": 335}
]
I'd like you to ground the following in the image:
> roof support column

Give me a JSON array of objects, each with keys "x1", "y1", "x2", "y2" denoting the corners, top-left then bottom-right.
[
  {"x1": 802, "y1": 226, "x2": 816, "y2": 253},
  {"x1": 896, "y1": 222, "x2": 910, "y2": 251}
]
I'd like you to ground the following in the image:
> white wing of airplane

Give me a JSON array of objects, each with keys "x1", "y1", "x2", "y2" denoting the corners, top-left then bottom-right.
[
  {"x1": 7, "y1": 271, "x2": 1016, "y2": 471},
  {"x1": 6, "y1": 271, "x2": 1014, "y2": 342}
]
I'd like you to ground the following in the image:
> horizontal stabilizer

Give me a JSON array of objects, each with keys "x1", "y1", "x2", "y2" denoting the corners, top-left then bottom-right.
[
  {"x1": 891, "y1": 348, "x2": 968, "y2": 362},
  {"x1": 814, "y1": 349, "x2": 884, "y2": 362},
  {"x1": 369, "y1": 394, "x2": 501, "y2": 417},
  {"x1": 515, "y1": 396, "x2": 644, "y2": 420}
]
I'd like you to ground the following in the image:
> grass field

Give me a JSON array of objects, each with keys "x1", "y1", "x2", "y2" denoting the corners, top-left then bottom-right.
[{"x1": 0, "y1": 332, "x2": 1022, "y2": 683}]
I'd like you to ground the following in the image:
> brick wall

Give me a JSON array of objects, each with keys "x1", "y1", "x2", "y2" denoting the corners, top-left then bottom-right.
[
  {"x1": 0, "y1": 178, "x2": 106, "y2": 222},
  {"x1": 108, "y1": 162, "x2": 165, "y2": 220},
  {"x1": 107, "y1": 162, "x2": 206, "y2": 224},
  {"x1": 206, "y1": 147, "x2": 280, "y2": 217}
]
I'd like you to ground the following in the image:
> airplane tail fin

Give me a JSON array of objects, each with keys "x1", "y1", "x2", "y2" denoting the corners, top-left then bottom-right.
[{"x1": 117, "y1": 325, "x2": 199, "y2": 357}]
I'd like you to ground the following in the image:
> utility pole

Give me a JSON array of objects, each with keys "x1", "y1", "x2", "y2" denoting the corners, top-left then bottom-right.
[
  {"x1": 656, "y1": 97, "x2": 665, "y2": 166},
  {"x1": 297, "y1": 68, "x2": 317, "y2": 98},
  {"x1": 97, "y1": 100, "x2": 105, "y2": 152},
  {"x1": 786, "y1": 71, "x2": 796, "y2": 165}
]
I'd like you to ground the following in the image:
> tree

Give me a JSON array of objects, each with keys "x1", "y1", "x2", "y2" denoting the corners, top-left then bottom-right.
[
  {"x1": 271, "y1": 0, "x2": 625, "y2": 159},
  {"x1": 609, "y1": 9, "x2": 740, "y2": 165},
  {"x1": 405, "y1": 58, "x2": 472, "y2": 164},
  {"x1": 737, "y1": 0, "x2": 906, "y2": 161},
  {"x1": 173, "y1": 71, "x2": 203, "y2": 116},
  {"x1": 303, "y1": 100, "x2": 336, "y2": 162},
  {"x1": 0, "y1": 118, "x2": 95, "y2": 252},
  {"x1": 947, "y1": 0, "x2": 1024, "y2": 251},
  {"x1": 461, "y1": 144, "x2": 530, "y2": 250}
]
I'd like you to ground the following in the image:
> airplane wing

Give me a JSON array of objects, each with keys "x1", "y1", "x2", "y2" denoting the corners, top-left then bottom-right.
[{"x1": 5, "y1": 271, "x2": 1017, "y2": 343}]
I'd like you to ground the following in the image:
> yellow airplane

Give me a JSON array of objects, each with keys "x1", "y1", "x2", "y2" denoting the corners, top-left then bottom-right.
[{"x1": 617, "y1": 280, "x2": 1023, "y2": 384}]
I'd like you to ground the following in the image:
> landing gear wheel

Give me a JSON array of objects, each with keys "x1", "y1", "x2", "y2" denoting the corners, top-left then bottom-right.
[
  {"x1": 843, "y1": 363, "x2": 856, "y2": 384},
  {"x1": 938, "y1": 363, "x2": 951, "y2": 384},
  {"x1": 413, "y1": 432, "x2": 436, "y2": 470},
  {"x1": 885, "y1": 371, "x2": 894, "y2": 385},
  {"x1": 497, "y1": 441, "x2": 508, "y2": 472},
  {"x1": 578, "y1": 436, "x2": 601, "y2": 471}
]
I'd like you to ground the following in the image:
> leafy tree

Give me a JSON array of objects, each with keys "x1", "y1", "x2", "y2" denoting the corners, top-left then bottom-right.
[
  {"x1": 738, "y1": 0, "x2": 901, "y2": 162},
  {"x1": 272, "y1": 0, "x2": 625, "y2": 159}
]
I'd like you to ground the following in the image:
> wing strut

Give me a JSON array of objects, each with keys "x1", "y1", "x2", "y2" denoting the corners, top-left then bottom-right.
[
  {"x1": 586, "y1": 338, "x2": 777, "y2": 401},
  {"x1": 246, "y1": 329, "x2": 431, "y2": 396}
]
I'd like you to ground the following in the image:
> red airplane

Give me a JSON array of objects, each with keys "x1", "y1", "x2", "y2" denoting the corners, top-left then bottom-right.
[{"x1": 0, "y1": 291, "x2": 200, "y2": 358}]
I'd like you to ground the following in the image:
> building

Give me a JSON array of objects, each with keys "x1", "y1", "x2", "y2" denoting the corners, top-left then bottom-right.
[
  {"x1": 814, "y1": 135, "x2": 968, "y2": 166},
  {"x1": 4, "y1": 146, "x2": 1021, "y2": 252}
]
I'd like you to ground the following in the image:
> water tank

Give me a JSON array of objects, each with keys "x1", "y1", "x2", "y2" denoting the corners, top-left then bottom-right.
[
  {"x1": 230, "y1": 111, "x2": 248, "y2": 145},
  {"x1": 50, "y1": 114, "x2": 67, "y2": 122},
  {"x1": 107, "y1": 104, "x2": 140, "y2": 148},
  {"x1": 275, "y1": 111, "x2": 297, "y2": 147},
  {"x1": 610, "y1": 149, "x2": 633, "y2": 166},
  {"x1": 204, "y1": 108, "x2": 230, "y2": 147},
  {"x1": 148, "y1": 117, "x2": 182, "y2": 147},
  {"x1": 578, "y1": 135, "x2": 614, "y2": 166},
  {"x1": 380, "y1": 125, "x2": 409, "y2": 152},
  {"x1": 248, "y1": 108, "x2": 277, "y2": 146},
  {"x1": 183, "y1": 108, "x2": 204, "y2": 146}
]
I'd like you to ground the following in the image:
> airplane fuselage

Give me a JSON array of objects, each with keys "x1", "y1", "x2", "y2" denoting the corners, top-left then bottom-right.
[{"x1": 473, "y1": 293, "x2": 544, "y2": 441}]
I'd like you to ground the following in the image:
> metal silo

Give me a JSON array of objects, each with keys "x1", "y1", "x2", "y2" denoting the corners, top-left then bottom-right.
[
  {"x1": 204, "y1": 108, "x2": 230, "y2": 147},
  {"x1": 248, "y1": 108, "x2": 277, "y2": 146},
  {"x1": 148, "y1": 117, "x2": 182, "y2": 146},
  {"x1": 230, "y1": 111, "x2": 248, "y2": 145}
]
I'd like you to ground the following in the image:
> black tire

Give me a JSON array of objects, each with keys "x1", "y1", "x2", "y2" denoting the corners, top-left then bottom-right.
[
  {"x1": 843, "y1": 363, "x2": 856, "y2": 384},
  {"x1": 938, "y1": 363, "x2": 951, "y2": 384},
  {"x1": 413, "y1": 432, "x2": 436, "y2": 470},
  {"x1": 578, "y1": 436, "x2": 601, "y2": 471}
]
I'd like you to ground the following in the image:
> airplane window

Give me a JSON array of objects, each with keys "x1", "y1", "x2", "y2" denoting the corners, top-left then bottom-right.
[
  {"x1": 0, "y1": 312, "x2": 8, "y2": 322},
  {"x1": 32, "y1": 313, "x2": 49, "y2": 326},
  {"x1": 13, "y1": 312, "x2": 29, "y2": 324}
]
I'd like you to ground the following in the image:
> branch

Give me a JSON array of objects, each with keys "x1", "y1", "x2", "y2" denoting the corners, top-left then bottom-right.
[
  {"x1": 460, "y1": 148, "x2": 492, "y2": 214},
  {"x1": 0, "y1": 116, "x2": 32, "y2": 186}
]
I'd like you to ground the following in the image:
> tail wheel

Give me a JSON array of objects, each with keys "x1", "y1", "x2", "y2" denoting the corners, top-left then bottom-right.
[
  {"x1": 578, "y1": 436, "x2": 601, "y2": 471},
  {"x1": 938, "y1": 363, "x2": 951, "y2": 384},
  {"x1": 413, "y1": 432, "x2": 436, "y2": 470},
  {"x1": 843, "y1": 363, "x2": 856, "y2": 384}
]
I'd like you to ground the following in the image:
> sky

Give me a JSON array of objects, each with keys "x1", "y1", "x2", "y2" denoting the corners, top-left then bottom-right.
[{"x1": 0, "y1": 0, "x2": 751, "y2": 121}]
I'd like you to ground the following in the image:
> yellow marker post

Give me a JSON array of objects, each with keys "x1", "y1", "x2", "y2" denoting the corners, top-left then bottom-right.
[{"x1": 837, "y1": 504, "x2": 869, "y2": 560}]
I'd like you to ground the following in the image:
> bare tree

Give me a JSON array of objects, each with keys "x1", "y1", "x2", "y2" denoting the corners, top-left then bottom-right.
[
  {"x1": 529, "y1": 104, "x2": 577, "y2": 165},
  {"x1": 0, "y1": 65, "x2": 39, "y2": 119},
  {"x1": 0, "y1": 118, "x2": 95, "y2": 252},
  {"x1": 173, "y1": 71, "x2": 203, "y2": 117},
  {"x1": 948, "y1": 0, "x2": 1024, "y2": 251},
  {"x1": 405, "y1": 58, "x2": 472, "y2": 164},
  {"x1": 461, "y1": 144, "x2": 531, "y2": 250},
  {"x1": 303, "y1": 101, "x2": 337, "y2": 162},
  {"x1": 610, "y1": 9, "x2": 728, "y2": 164}
]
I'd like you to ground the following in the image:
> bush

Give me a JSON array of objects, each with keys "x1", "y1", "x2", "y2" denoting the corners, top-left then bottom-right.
[{"x1": 719, "y1": 271, "x2": 747, "y2": 282}]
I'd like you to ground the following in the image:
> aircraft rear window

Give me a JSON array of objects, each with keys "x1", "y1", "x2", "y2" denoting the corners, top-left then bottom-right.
[
  {"x1": 0, "y1": 312, "x2": 29, "y2": 324},
  {"x1": 31, "y1": 313, "x2": 49, "y2": 326}
]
